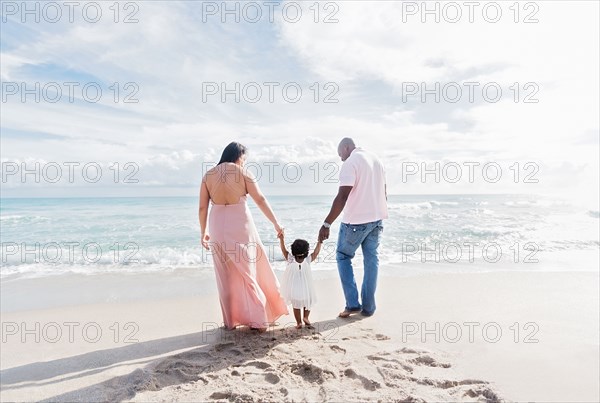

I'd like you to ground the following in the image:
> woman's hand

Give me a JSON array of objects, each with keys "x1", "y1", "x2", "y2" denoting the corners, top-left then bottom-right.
[
  {"x1": 274, "y1": 222, "x2": 284, "y2": 238},
  {"x1": 201, "y1": 233, "x2": 211, "y2": 250}
]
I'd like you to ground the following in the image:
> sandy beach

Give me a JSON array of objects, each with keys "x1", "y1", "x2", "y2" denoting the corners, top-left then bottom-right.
[
  {"x1": 2, "y1": 0, "x2": 599, "y2": 401},
  {"x1": 1, "y1": 269, "x2": 598, "y2": 402}
]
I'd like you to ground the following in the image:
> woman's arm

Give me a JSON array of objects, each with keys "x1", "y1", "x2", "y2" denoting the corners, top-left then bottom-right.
[
  {"x1": 244, "y1": 171, "x2": 283, "y2": 235},
  {"x1": 278, "y1": 233, "x2": 289, "y2": 260},
  {"x1": 310, "y1": 240, "x2": 322, "y2": 262},
  {"x1": 199, "y1": 177, "x2": 211, "y2": 250}
]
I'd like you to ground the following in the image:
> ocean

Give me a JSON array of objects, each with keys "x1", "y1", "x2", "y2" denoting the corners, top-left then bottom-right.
[{"x1": 1, "y1": 195, "x2": 598, "y2": 280}]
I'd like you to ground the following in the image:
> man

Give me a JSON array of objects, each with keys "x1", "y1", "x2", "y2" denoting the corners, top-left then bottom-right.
[{"x1": 319, "y1": 138, "x2": 388, "y2": 318}]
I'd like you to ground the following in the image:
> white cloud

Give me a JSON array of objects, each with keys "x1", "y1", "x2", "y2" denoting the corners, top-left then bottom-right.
[{"x1": 0, "y1": 1, "x2": 598, "y2": 206}]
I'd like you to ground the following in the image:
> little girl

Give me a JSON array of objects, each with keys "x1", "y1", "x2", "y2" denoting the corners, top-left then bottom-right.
[{"x1": 278, "y1": 232, "x2": 320, "y2": 329}]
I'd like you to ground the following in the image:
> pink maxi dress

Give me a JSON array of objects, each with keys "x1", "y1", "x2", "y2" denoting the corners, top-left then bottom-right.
[{"x1": 208, "y1": 184, "x2": 288, "y2": 329}]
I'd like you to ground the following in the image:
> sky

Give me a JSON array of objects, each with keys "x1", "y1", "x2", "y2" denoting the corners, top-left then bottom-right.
[{"x1": 1, "y1": 1, "x2": 598, "y2": 208}]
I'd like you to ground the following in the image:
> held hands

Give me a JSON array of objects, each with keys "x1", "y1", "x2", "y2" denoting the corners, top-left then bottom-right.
[
  {"x1": 274, "y1": 222, "x2": 285, "y2": 238},
  {"x1": 318, "y1": 225, "x2": 330, "y2": 243}
]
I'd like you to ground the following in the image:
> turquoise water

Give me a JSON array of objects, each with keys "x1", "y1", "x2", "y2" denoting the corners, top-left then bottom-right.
[{"x1": 1, "y1": 195, "x2": 598, "y2": 279}]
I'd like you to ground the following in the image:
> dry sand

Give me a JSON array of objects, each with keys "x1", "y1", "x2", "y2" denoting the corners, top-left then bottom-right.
[{"x1": 1, "y1": 270, "x2": 598, "y2": 402}]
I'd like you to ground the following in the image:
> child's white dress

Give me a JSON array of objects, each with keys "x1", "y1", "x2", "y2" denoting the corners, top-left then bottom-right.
[{"x1": 280, "y1": 254, "x2": 317, "y2": 310}]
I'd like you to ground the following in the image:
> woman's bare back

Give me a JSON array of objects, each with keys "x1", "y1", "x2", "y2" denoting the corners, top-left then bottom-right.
[{"x1": 203, "y1": 163, "x2": 248, "y2": 205}]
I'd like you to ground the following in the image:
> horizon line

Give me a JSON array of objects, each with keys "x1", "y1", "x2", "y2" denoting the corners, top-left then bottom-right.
[{"x1": 0, "y1": 193, "x2": 541, "y2": 200}]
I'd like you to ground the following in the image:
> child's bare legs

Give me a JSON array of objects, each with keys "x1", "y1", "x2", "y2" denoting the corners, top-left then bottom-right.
[
  {"x1": 293, "y1": 308, "x2": 302, "y2": 329},
  {"x1": 303, "y1": 309, "x2": 313, "y2": 328}
]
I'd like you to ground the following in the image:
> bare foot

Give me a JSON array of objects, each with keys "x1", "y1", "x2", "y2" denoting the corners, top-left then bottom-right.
[
  {"x1": 295, "y1": 323, "x2": 303, "y2": 329},
  {"x1": 303, "y1": 318, "x2": 314, "y2": 329},
  {"x1": 250, "y1": 327, "x2": 267, "y2": 333}
]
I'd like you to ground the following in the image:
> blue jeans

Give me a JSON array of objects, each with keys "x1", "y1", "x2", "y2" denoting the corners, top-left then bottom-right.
[{"x1": 336, "y1": 220, "x2": 383, "y2": 315}]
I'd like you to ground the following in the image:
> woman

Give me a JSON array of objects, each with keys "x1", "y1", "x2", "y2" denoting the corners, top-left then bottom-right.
[{"x1": 199, "y1": 142, "x2": 288, "y2": 331}]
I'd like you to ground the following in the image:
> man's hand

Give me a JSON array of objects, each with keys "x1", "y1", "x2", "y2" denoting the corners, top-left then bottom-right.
[{"x1": 318, "y1": 226, "x2": 330, "y2": 243}]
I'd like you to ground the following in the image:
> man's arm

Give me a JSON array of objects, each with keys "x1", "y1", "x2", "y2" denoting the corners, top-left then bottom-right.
[
  {"x1": 324, "y1": 186, "x2": 353, "y2": 224},
  {"x1": 319, "y1": 186, "x2": 353, "y2": 241}
]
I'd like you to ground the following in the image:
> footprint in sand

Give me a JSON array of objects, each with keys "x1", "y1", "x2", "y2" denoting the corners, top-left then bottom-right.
[
  {"x1": 152, "y1": 358, "x2": 207, "y2": 383},
  {"x1": 213, "y1": 342, "x2": 235, "y2": 352},
  {"x1": 210, "y1": 391, "x2": 230, "y2": 400},
  {"x1": 436, "y1": 379, "x2": 488, "y2": 389},
  {"x1": 399, "y1": 347, "x2": 423, "y2": 354},
  {"x1": 235, "y1": 360, "x2": 281, "y2": 385},
  {"x1": 399, "y1": 397, "x2": 427, "y2": 403},
  {"x1": 342, "y1": 368, "x2": 381, "y2": 391},
  {"x1": 209, "y1": 391, "x2": 255, "y2": 401},
  {"x1": 290, "y1": 362, "x2": 336, "y2": 384},
  {"x1": 178, "y1": 350, "x2": 212, "y2": 360},
  {"x1": 361, "y1": 332, "x2": 391, "y2": 341},
  {"x1": 367, "y1": 354, "x2": 414, "y2": 373},
  {"x1": 462, "y1": 386, "x2": 501, "y2": 402},
  {"x1": 376, "y1": 365, "x2": 410, "y2": 387},
  {"x1": 410, "y1": 355, "x2": 451, "y2": 368},
  {"x1": 329, "y1": 345, "x2": 346, "y2": 353},
  {"x1": 264, "y1": 373, "x2": 280, "y2": 384},
  {"x1": 243, "y1": 360, "x2": 271, "y2": 370}
]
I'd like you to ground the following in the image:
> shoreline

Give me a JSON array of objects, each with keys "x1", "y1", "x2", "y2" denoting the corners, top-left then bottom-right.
[{"x1": 2, "y1": 251, "x2": 598, "y2": 312}]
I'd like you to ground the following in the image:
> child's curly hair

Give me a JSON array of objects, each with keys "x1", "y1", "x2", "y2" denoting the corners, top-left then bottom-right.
[{"x1": 291, "y1": 239, "x2": 310, "y2": 258}]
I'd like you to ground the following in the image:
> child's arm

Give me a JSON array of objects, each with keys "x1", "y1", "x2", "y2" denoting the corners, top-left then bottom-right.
[
  {"x1": 310, "y1": 240, "x2": 323, "y2": 262},
  {"x1": 278, "y1": 233, "x2": 289, "y2": 260}
]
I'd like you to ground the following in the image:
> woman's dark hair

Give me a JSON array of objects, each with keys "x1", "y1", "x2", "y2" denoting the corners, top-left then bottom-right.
[
  {"x1": 217, "y1": 142, "x2": 247, "y2": 165},
  {"x1": 291, "y1": 239, "x2": 310, "y2": 258}
]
